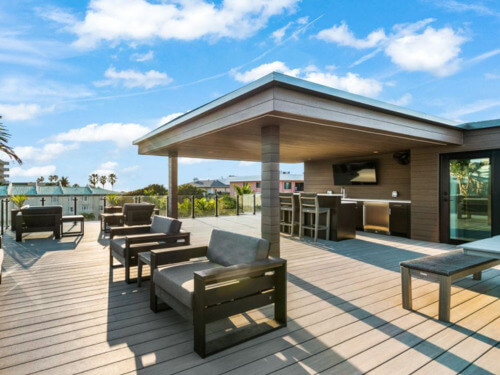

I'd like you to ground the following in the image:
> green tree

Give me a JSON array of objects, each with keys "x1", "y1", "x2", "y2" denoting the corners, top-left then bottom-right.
[
  {"x1": 11, "y1": 195, "x2": 28, "y2": 209},
  {"x1": 108, "y1": 173, "x2": 117, "y2": 190},
  {"x1": 99, "y1": 175, "x2": 107, "y2": 188},
  {"x1": 234, "y1": 182, "x2": 253, "y2": 195},
  {"x1": 59, "y1": 176, "x2": 70, "y2": 187},
  {"x1": 72, "y1": 183, "x2": 80, "y2": 187},
  {"x1": 178, "y1": 183, "x2": 204, "y2": 196},
  {"x1": 48, "y1": 175, "x2": 58, "y2": 183},
  {"x1": 450, "y1": 159, "x2": 488, "y2": 196},
  {"x1": 89, "y1": 173, "x2": 99, "y2": 187},
  {"x1": 0, "y1": 116, "x2": 22, "y2": 164},
  {"x1": 126, "y1": 184, "x2": 168, "y2": 196},
  {"x1": 36, "y1": 176, "x2": 44, "y2": 184}
]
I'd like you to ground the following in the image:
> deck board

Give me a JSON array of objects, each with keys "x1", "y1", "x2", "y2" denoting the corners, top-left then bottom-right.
[{"x1": 0, "y1": 215, "x2": 498, "y2": 375}]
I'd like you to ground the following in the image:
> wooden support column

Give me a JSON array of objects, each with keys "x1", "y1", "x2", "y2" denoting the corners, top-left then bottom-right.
[
  {"x1": 168, "y1": 152, "x2": 178, "y2": 219},
  {"x1": 261, "y1": 125, "x2": 280, "y2": 257}
]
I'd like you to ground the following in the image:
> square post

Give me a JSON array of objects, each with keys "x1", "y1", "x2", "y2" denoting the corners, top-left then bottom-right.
[
  {"x1": 168, "y1": 152, "x2": 178, "y2": 219},
  {"x1": 261, "y1": 125, "x2": 280, "y2": 257}
]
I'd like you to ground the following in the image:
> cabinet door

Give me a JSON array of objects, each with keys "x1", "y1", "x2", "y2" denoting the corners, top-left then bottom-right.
[{"x1": 389, "y1": 203, "x2": 410, "y2": 238}]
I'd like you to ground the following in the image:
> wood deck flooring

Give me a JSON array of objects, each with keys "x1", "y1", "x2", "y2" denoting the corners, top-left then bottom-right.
[{"x1": 0, "y1": 215, "x2": 498, "y2": 374}]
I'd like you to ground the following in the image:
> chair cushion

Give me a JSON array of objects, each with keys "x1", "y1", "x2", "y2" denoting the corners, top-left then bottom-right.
[
  {"x1": 153, "y1": 260, "x2": 222, "y2": 308},
  {"x1": 150, "y1": 215, "x2": 182, "y2": 234},
  {"x1": 206, "y1": 229, "x2": 270, "y2": 267},
  {"x1": 110, "y1": 238, "x2": 126, "y2": 258}
]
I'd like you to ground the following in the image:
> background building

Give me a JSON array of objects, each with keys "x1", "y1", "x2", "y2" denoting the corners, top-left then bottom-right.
[
  {"x1": 228, "y1": 172, "x2": 304, "y2": 196},
  {"x1": 186, "y1": 178, "x2": 230, "y2": 195},
  {"x1": 0, "y1": 161, "x2": 9, "y2": 184}
]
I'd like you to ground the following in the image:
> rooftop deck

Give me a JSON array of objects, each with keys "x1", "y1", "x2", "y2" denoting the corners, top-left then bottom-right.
[{"x1": 0, "y1": 215, "x2": 499, "y2": 374}]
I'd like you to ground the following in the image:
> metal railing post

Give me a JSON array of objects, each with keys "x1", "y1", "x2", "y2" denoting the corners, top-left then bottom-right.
[
  {"x1": 103, "y1": 197, "x2": 106, "y2": 209},
  {"x1": 41, "y1": 197, "x2": 45, "y2": 207},
  {"x1": 191, "y1": 195, "x2": 195, "y2": 218},
  {"x1": 73, "y1": 197, "x2": 77, "y2": 214},
  {"x1": 236, "y1": 195, "x2": 240, "y2": 216},
  {"x1": 1, "y1": 199, "x2": 4, "y2": 235},
  {"x1": 215, "y1": 194, "x2": 218, "y2": 217},
  {"x1": 253, "y1": 193, "x2": 256, "y2": 215},
  {"x1": 137, "y1": 196, "x2": 141, "y2": 203},
  {"x1": 5, "y1": 199, "x2": 8, "y2": 229}
]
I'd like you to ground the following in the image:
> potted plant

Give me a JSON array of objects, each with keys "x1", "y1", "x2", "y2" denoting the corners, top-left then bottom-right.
[{"x1": 10, "y1": 195, "x2": 28, "y2": 231}]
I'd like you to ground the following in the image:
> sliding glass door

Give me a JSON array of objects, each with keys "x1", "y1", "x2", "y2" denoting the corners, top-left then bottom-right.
[{"x1": 440, "y1": 151, "x2": 498, "y2": 244}]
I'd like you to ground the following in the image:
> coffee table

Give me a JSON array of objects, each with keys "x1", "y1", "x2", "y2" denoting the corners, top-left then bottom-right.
[{"x1": 459, "y1": 235, "x2": 500, "y2": 259}]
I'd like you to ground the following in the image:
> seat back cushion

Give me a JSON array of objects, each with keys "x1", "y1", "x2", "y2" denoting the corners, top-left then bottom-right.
[
  {"x1": 207, "y1": 229, "x2": 270, "y2": 266},
  {"x1": 122, "y1": 203, "x2": 155, "y2": 225},
  {"x1": 150, "y1": 215, "x2": 182, "y2": 234},
  {"x1": 20, "y1": 206, "x2": 62, "y2": 227}
]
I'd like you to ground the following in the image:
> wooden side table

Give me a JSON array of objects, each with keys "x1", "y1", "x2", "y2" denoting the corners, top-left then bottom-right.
[{"x1": 61, "y1": 215, "x2": 85, "y2": 237}]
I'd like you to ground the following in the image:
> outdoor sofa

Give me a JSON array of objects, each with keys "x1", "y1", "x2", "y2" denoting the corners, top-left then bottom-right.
[
  {"x1": 109, "y1": 215, "x2": 190, "y2": 284},
  {"x1": 15, "y1": 206, "x2": 62, "y2": 242},
  {"x1": 150, "y1": 229, "x2": 287, "y2": 357},
  {"x1": 100, "y1": 203, "x2": 157, "y2": 232}
]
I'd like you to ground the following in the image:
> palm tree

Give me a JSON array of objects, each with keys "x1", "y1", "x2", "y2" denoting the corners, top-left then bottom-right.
[
  {"x1": 108, "y1": 173, "x2": 117, "y2": 191},
  {"x1": 48, "y1": 175, "x2": 58, "y2": 183},
  {"x1": 36, "y1": 176, "x2": 45, "y2": 184},
  {"x1": 0, "y1": 116, "x2": 22, "y2": 164},
  {"x1": 59, "y1": 176, "x2": 70, "y2": 187},
  {"x1": 88, "y1": 173, "x2": 99, "y2": 187},
  {"x1": 99, "y1": 175, "x2": 107, "y2": 188},
  {"x1": 72, "y1": 183, "x2": 80, "y2": 187},
  {"x1": 234, "y1": 182, "x2": 253, "y2": 195}
]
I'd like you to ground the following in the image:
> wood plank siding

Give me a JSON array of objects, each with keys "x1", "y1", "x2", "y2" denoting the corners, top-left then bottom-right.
[{"x1": 304, "y1": 152, "x2": 411, "y2": 200}]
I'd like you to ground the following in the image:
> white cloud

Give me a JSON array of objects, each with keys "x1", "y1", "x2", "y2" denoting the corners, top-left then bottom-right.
[
  {"x1": 131, "y1": 50, "x2": 154, "y2": 62},
  {"x1": 385, "y1": 26, "x2": 466, "y2": 76},
  {"x1": 239, "y1": 161, "x2": 257, "y2": 167},
  {"x1": 232, "y1": 61, "x2": 300, "y2": 83},
  {"x1": 95, "y1": 67, "x2": 172, "y2": 89},
  {"x1": 442, "y1": 99, "x2": 500, "y2": 120},
  {"x1": 271, "y1": 23, "x2": 292, "y2": 43},
  {"x1": 303, "y1": 70, "x2": 383, "y2": 97},
  {"x1": 101, "y1": 161, "x2": 118, "y2": 170},
  {"x1": 121, "y1": 165, "x2": 139, "y2": 173},
  {"x1": 0, "y1": 103, "x2": 54, "y2": 121},
  {"x1": 0, "y1": 76, "x2": 92, "y2": 104},
  {"x1": 485, "y1": 73, "x2": 500, "y2": 80},
  {"x1": 468, "y1": 48, "x2": 500, "y2": 64},
  {"x1": 52, "y1": 122, "x2": 150, "y2": 147},
  {"x1": 433, "y1": 1, "x2": 500, "y2": 17},
  {"x1": 316, "y1": 21, "x2": 386, "y2": 49},
  {"x1": 158, "y1": 112, "x2": 184, "y2": 125},
  {"x1": 10, "y1": 165, "x2": 56, "y2": 178},
  {"x1": 14, "y1": 143, "x2": 79, "y2": 163},
  {"x1": 316, "y1": 19, "x2": 468, "y2": 76},
  {"x1": 233, "y1": 61, "x2": 383, "y2": 97},
  {"x1": 388, "y1": 93, "x2": 412, "y2": 106},
  {"x1": 66, "y1": 0, "x2": 299, "y2": 49},
  {"x1": 179, "y1": 158, "x2": 213, "y2": 165}
]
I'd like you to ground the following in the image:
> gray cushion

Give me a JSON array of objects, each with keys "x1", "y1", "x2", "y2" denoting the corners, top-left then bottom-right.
[
  {"x1": 110, "y1": 238, "x2": 126, "y2": 258},
  {"x1": 206, "y1": 229, "x2": 270, "y2": 267},
  {"x1": 153, "y1": 260, "x2": 222, "y2": 308},
  {"x1": 150, "y1": 215, "x2": 182, "y2": 234}
]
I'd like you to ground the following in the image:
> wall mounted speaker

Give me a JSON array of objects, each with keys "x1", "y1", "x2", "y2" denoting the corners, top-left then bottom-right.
[{"x1": 393, "y1": 150, "x2": 410, "y2": 165}]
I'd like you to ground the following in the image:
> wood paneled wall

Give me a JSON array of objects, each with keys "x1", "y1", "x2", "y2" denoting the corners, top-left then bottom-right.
[
  {"x1": 411, "y1": 127, "x2": 500, "y2": 242},
  {"x1": 304, "y1": 153, "x2": 411, "y2": 200}
]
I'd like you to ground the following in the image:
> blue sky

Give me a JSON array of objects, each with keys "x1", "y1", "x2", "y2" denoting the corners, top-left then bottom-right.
[{"x1": 0, "y1": 0, "x2": 499, "y2": 191}]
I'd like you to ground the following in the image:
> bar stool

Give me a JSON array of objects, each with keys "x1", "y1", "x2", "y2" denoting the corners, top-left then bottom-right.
[
  {"x1": 299, "y1": 193, "x2": 331, "y2": 241},
  {"x1": 279, "y1": 193, "x2": 296, "y2": 235}
]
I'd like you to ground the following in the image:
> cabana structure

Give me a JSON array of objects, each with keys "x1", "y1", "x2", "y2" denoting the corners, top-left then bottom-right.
[{"x1": 134, "y1": 73, "x2": 500, "y2": 255}]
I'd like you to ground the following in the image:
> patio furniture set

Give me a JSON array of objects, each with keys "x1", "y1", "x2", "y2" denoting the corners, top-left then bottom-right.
[
  {"x1": 14, "y1": 206, "x2": 84, "y2": 241},
  {"x1": 105, "y1": 209, "x2": 287, "y2": 358}
]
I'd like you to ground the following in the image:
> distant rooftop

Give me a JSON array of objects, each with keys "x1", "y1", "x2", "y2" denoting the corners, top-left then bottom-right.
[
  {"x1": 188, "y1": 178, "x2": 229, "y2": 188},
  {"x1": 458, "y1": 119, "x2": 500, "y2": 130},
  {"x1": 2, "y1": 182, "x2": 116, "y2": 196}
]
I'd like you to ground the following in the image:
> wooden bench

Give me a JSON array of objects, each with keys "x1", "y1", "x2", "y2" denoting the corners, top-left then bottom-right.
[{"x1": 400, "y1": 250, "x2": 500, "y2": 322}]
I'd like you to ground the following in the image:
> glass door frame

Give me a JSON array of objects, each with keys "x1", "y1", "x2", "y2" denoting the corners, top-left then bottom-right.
[{"x1": 439, "y1": 149, "x2": 500, "y2": 244}]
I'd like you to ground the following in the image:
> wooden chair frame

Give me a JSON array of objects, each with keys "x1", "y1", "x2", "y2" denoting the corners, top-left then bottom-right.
[
  {"x1": 110, "y1": 225, "x2": 190, "y2": 284},
  {"x1": 150, "y1": 246, "x2": 287, "y2": 358}
]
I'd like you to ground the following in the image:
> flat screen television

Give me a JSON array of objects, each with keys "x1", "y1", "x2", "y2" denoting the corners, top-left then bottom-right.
[{"x1": 332, "y1": 160, "x2": 378, "y2": 185}]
